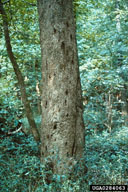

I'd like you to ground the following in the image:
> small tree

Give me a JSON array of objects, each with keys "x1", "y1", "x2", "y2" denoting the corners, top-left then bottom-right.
[{"x1": 0, "y1": 0, "x2": 40, "y2": 141}]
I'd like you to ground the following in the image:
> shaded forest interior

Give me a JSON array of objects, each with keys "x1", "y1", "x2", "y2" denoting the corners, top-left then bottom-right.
[{"x1": 0, "y1": 0, "x2": 128, "y2": 191}]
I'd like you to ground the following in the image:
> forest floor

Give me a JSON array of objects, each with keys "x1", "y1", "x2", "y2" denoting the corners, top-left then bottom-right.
[{"x1": 0, "y1": 127, "x2": 128, "y2": 191}]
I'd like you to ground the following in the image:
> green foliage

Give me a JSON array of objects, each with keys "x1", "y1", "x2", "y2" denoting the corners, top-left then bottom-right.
[
  {"x1": 86, "y1": 127, "x2": 128, "y2": 186},
  {"x1": 0, "y1": 133, "x2": 41, "y2": 192},
  {"x1": 0, "y1": 0, "x2": 41, "y2": 125},
  {"x1": 0, "y1": 0, "x2": 128, "y2": 191},
  {"x1": 76, "y1": 0, "x2": 128, "y2": 133},
  {"x1": 0, "y1": 132, "x2": 87, "y2": 191},
  {"x1": 0, "y1": 127, "x2": 128, "y2": 191}
]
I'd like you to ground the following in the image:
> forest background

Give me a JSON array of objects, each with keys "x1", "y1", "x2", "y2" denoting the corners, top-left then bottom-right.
[{"x1": 0, "y1": 0, "x2": 128, "y2": 191}]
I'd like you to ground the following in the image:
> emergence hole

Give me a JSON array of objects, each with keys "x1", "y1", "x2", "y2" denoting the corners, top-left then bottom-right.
[
  {"x1": 65, "y1": 90, "x2": 68, "y2": 95},
  {"x1": 45, "y1": 101, "x2": 47, "y2": 108},
  {"x1": 61, "y1": 41, "x2": 65, "y2": 51},
  {"x1": 54, "y1": 28, "x2": 56, "y2": 33},
  {"x1": 66, "y1": 22, "x2": 69, "y2": 28},
  {"x1": 47, "y1": 135, "x2": 49, "y2": 139},
  {"x1": 53, "y1": 124, "x2": 57, "y2": 129}
]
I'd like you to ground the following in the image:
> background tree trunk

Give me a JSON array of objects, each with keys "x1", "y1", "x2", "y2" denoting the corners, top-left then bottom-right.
[
  {"x1": 105, "y1": 93, "x2": 112, "y2": 133},
  {"x1": 121, "y1": 86, "x2": 128, "y2": 126},
  {"x1": 37, "y1": 0, "x2": 85, "y2": 175}
]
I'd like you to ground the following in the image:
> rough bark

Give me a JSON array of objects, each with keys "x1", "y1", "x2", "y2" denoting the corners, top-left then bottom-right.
[
  {"x1": 0, "y1": 0, "x2": 40, "y2": 142},
  {"x1": 37, "y1": 0, "x2": 85, "y2": 175}
]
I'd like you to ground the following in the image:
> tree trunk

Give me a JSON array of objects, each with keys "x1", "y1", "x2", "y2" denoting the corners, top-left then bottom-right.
[
  {"x1": 106, "y1": 93, "x2": 112, "y2": 133},
  {"x1": 121, "y1": 86, "x2": 128, "y2": 126},
  {"x1": 37, "y1": 0, "x2": 85, "y2": 175},
  {"x1": 0, "y1": 0, "x2": 40, "y2": 142}
]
